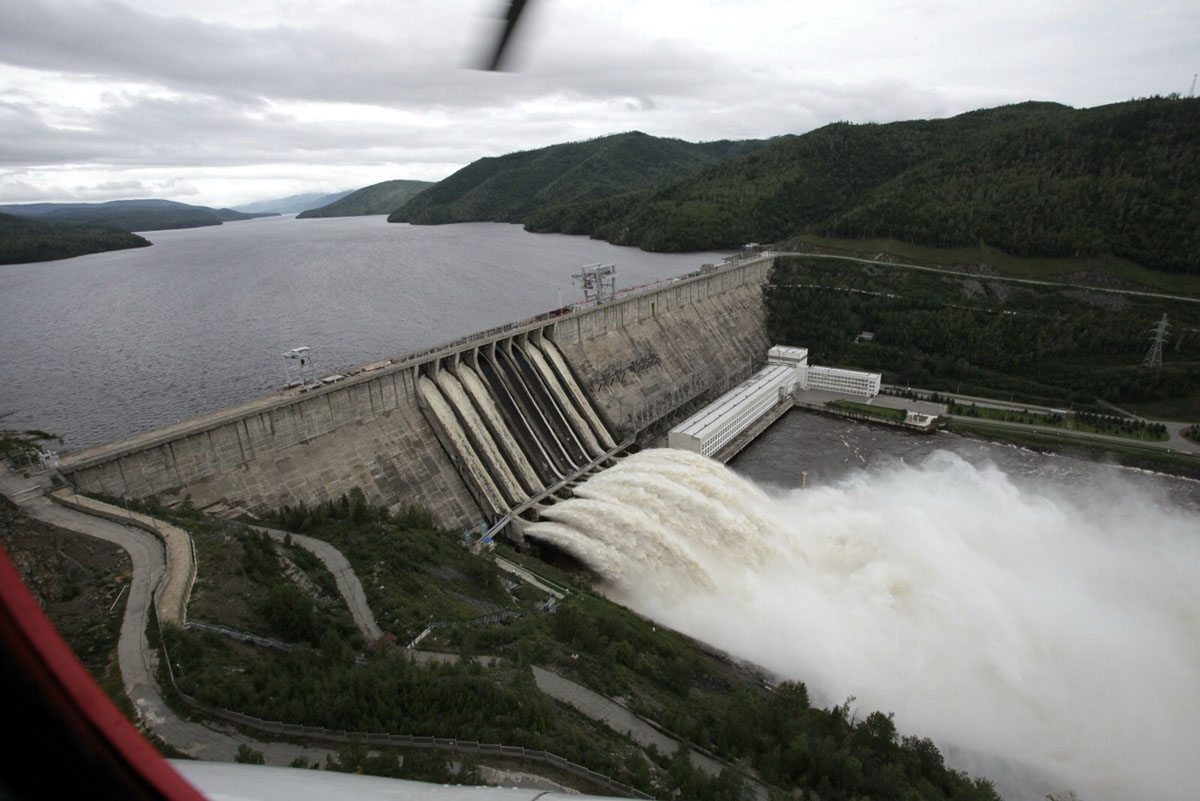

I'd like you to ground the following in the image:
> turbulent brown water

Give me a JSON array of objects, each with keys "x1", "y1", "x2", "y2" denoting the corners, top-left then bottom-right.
[{"x1": 528, "y1": 415, "x2": 1200, "y2": 801}]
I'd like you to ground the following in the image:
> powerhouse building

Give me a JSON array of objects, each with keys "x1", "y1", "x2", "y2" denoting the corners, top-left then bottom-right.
[
  {"x1": 668, "y1": 346, "x2": 807, "y2": 457},
  {"x1": 668, "y1": 344, "x2": 883, "y2": 458}
]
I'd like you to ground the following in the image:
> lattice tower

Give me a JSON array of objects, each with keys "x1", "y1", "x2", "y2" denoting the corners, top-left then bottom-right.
[{"x1": 1142, "y1": 313, "x2": 1169, "y2": 369}]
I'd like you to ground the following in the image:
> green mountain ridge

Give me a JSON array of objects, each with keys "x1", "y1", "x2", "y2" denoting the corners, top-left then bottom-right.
[
  {"x1": 0, "y1": 212, "x2": 152, "y2": 265},
  {"x1": 0, "y1": 199, "x2": 276, "y2": 233},
  {"x1": 387, "y1": 131, "x2": 774, "y2": 225},
  {"x1": 297, "y1": 179, "x2": 434, "y2": 218},
  {"x1": 524, "y1": 98, "x2": 1200, "y2": 273}
]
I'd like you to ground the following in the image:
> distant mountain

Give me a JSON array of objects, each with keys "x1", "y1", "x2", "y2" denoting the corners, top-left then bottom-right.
[
  {"x1": 232, "y1": 190, "x2": 353, "y2": 215},
  {"x1": 525, "y1": 98, "x2": 1200, "y2": 273},
  {"x1": 0, "y1": 199, "x2": 276, "y2": 233},
  {"x1": 0, "y1": 211, "x2": 151, "y2": 265},
  {"x1": 297, "y1": 180, "x2": 435, "y2": 218},
  {"x1": 387, "y1": 131, "x2": 773, "y2": 225}
]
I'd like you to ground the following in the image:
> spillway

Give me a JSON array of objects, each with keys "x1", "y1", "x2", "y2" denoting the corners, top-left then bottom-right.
[
  {"x1": 415, "y1": 333, "x2": 623, "y2": 527},
  {"x1": 457, "y1": 365, "x2": 544, "y2": 496},
  {"x1": 524, "y1": 341, "x2": 604, "y2": 457},
  {"x1": 416, "y1": 376, "x2": 506, "y2": 516},
  {"x1": 433, "y1": 370, "x2": 527, "y2": 507},
  {"x1": 541, "y1": 338, "x2": 617, "y2": 450}
]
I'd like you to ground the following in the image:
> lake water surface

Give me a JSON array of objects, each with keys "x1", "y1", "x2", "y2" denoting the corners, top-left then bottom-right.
[{"x1": 0, "y1": 215, "x2": 731, "y2": 449}]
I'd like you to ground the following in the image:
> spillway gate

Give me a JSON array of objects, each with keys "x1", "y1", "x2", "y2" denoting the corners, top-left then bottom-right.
[{"x1": 415, "y1": 326, "x2": 626, "y2": 537}]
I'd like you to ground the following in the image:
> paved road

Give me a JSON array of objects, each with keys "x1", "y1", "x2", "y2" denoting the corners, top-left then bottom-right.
[
  {"x1": 531, "y1": 667, "x2": 725, "y2": 776},
  {"x1": 494, "y1": 555, "x2": 567, "y2": 600},
  {"x1": 881, "y1": 385, "x2": 1200, "y2": 456},
  {"x1": 49, "y1": 488, "x2": 196, "y2": 625},
  {"x1": 0, "y1": 467, "x2": 330, "y2": 768},
  {"x1": 254, "y1": 525, "x2": 383, "y2": 642},
  {"x1": 774, "y1": 251, "x2": 1200, "y2": 304}
]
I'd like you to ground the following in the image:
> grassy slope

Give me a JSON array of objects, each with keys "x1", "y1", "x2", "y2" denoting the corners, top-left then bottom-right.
[{"x1": 297, "y1": 179, "x2": 435, "y2": 218}]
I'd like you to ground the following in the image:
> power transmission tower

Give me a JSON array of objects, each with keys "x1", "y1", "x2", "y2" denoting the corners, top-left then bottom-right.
[{"x1": 1142, "y1": 314, "x2": 1169, "y2": 369}]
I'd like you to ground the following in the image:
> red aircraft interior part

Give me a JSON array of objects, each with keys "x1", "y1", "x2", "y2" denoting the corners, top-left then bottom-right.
[{"x1": 0, "y1": 541, "x2": 207, "y2": 801}]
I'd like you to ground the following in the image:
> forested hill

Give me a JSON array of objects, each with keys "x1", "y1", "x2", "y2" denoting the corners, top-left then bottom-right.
[
  {"x1": 0, "y1": 199, "x2": 276, "y2": 233},
  {"x1": 298, "y1": 179, "x2": 434, "y2": 218},
  {"x1": 525, "y1": 98, "x2": 1200, "y2": 274},
  {"x1": 0, "y1": 212, "x2": 151, "y2": 265},
  {"x1": 387, "y1": 131, "x2": 772, "y2": 225}
]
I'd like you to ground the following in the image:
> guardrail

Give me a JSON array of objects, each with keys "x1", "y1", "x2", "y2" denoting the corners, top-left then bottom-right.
[
  {"x1": 185, "y1": 620, "x2": 294, "y2": 651},
  {"x1": 161, "y1": 656, "x2": 652, "y2": 799}
]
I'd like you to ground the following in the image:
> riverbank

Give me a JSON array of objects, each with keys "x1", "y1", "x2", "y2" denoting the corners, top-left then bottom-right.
[{"x1": 946, "y1": 419, "x2": 1200, "y2": 480}]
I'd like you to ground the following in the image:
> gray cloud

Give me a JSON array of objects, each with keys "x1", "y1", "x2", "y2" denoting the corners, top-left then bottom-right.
[{"x1": 0, "y1": 0, "x2": 1196, "y2": 206}]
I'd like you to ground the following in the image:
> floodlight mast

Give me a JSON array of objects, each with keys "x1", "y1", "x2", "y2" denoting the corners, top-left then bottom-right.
[
  {"x1": 282, "y1": 346, "x2": 314, "y2": 388},
  {"x1": 571, "y1": 262, "x2": 617, "y2": 304}
]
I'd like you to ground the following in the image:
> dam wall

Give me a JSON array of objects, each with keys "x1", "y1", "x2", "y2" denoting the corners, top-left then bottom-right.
[
  {"x1": 58, "y1": 255, "x2": 774, "y2": 528},
  {"x1": 551, "y1": 257, "x2": 772, "y2": 439}
]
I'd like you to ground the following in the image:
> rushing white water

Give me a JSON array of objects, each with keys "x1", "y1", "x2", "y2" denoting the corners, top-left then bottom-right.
[
  {"x1": 524, "y1": 342, "x2": 604, "y2": 457},
  {"x1": 434, "y1": 370, "x2": 527, "y2": 506},
  {"x1": 527, "y1": 448, "x2": 1200, "y2": 801},
  {"x1": 457, "y1": 366, "x2": 544, "y2": 494},
  {"x1": 541, "y1": 338, "x2": 617, "y2": 449}
]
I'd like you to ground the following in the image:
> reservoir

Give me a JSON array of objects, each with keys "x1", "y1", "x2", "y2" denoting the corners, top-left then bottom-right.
[{"x1": 0, "y1": 214, "x2": 731, "y2": 450}]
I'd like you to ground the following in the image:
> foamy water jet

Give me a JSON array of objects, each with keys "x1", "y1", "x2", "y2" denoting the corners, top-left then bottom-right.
[{"x1": 527, "y1": 448, "x2": 1200, "y2": 801}]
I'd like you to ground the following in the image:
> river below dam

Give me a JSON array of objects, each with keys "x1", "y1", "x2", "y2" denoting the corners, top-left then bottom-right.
[
  {"x1": 530, "y1": 414, "x2": 1199, "y2": 801},
  {"x1": 0, "y1": 214, "x2": 731, "y2": 450}
]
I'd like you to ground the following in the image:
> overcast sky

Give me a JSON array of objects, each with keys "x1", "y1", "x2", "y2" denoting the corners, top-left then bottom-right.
[{"x1": 1, "y1": 0, "x2": 1196, "y2": 207}]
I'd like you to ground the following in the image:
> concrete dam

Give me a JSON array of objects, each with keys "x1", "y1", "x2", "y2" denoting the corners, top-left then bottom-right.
[{"x1": 58, "y1": 255, "x2": 773, "y2": 530}]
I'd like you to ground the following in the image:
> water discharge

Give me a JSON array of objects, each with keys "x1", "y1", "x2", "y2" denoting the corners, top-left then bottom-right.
[
  {"x1": 458, "y1": 366, "x2": 544, "y2": 494},
  {"x1": 524, "y1": 342, "x2": 604, "y2": 456},
  {"x1": 526, "y1": 448, "x2": 1200, "y2": 801},
  {"x1": 416, "y1": 376, "x2": 505, "y2": 513},
  {"x1": 540, "y1": 338, "x2": 617, "y2": 450},
  {"x1": 434, "y1": 370, "x2": 527, "y2": 505}
]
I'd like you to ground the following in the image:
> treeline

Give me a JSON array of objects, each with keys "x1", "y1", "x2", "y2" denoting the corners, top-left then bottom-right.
[
  {"x1": 767, "y1": 257, "x2": 1200, "y2": 408},
  {"x1": 0, "y1": 199, "x2": 274, "y2": 236},
  {"x1": 0, "y1": 212, "x2": 151, "y2": 265},
  {"x1": 266, "y1": 487, "x2": 434, "y2": 531},
  {"x1": 388, "y1": 131, "x2": 771, "y2": 225},
  {"x1": 545, "y1": 599, "x2": 998, "y2": 801},
  {"x1": 526, "y1": 98, "x2": 1200, "y2": 273}
]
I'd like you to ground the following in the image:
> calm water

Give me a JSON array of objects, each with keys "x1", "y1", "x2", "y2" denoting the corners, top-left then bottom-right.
[{"x1": 0, "y1": 215, "x2": 731, "y2": 450}]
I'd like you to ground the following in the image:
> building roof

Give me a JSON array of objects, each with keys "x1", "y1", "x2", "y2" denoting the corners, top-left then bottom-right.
[{"x1": 672, "y1": 364, "x2": 794, "y2": 440}]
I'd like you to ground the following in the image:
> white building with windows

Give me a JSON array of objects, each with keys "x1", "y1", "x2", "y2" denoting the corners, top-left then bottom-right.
[
  {"x1": 668, "y1": 363, "x2": 798, "y2": 458},
  {"x1": 668, "y1": 344, "x2": 881, "y2": 458},
  {"x1": 799, "y1": 365, "x2": 881, "y2": 398}
]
